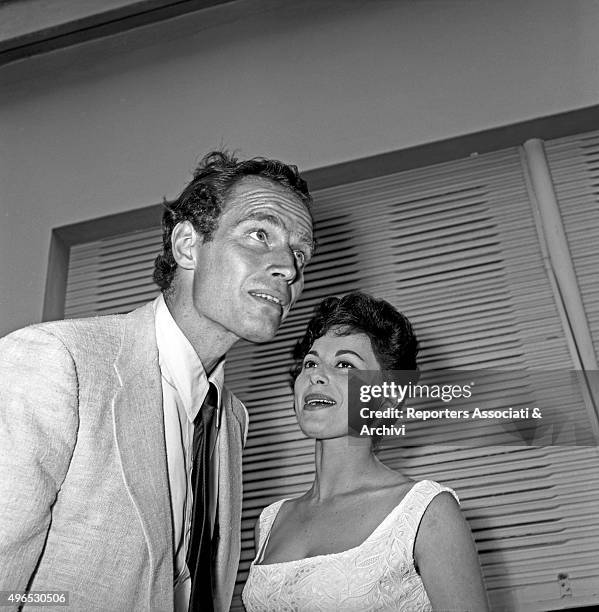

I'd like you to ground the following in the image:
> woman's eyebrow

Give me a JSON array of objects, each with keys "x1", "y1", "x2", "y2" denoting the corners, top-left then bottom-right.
[{"x1": 334, "y1": 350, "x2": 364, "y2": 360}]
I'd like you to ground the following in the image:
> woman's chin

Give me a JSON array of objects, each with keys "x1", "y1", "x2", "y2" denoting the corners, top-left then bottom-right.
[{"x1": 303, "y1": 430, "x2": 351, "y2": 441}]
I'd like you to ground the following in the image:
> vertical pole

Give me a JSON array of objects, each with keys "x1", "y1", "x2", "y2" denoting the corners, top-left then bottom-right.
[{"x1": 521, "y1": 138, "x2": 599, "y2": 434}]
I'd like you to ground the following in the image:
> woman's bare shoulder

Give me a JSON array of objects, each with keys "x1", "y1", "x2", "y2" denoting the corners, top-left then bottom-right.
[{"x1": 414, "y1": 489, "x2": 490, "y2": 611}]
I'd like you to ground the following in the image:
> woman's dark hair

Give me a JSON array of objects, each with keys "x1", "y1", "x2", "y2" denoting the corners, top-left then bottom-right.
[
  {"x1": 292, "y1": 292, "x2": 418, "y2": 446},
  {"x1": 153, "y1": 150, "x2": 313, "y2": 292},
  {"x1": 292, "y1": 291, "x2": 418, "y2": 380}
]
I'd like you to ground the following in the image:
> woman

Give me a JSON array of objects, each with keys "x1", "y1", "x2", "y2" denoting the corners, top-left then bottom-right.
[{"x1": 243, "y1": 292, "x2": 489, "y2": 611}]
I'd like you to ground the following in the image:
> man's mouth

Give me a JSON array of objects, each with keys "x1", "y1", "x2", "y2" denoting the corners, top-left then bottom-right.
[
  {"x1": 303, "y1": 393, "x2": 337, "y2": 410},
  {"x1": 249, "y1": 291, "x2": 284, "y2": 310}
]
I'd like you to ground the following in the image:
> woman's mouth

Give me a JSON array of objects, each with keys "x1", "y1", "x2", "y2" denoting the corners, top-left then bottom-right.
[{"x1": 303, "y1": 393, "x2": 337, "y2": 411}]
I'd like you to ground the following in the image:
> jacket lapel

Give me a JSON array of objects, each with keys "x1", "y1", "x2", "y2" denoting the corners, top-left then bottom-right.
[
  {"x1": 112, "y1": 302, "x2": 173, "y2": 601},
  {"x1": 213, "y1": 389, "x2": 247, "y2": 612}
]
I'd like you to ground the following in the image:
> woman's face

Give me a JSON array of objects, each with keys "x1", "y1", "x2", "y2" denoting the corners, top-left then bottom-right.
[{"x1": 293, "y1": 328, "x2": 382, "y2": 440}]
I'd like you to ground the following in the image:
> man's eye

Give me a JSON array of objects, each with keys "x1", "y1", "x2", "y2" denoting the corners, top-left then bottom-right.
[
  {"x1": 249, "y1": 229, "x2": 268, "y2": 242},
  {"x1": 293, "y1": 250, "x2": 306, "y2": 266}
]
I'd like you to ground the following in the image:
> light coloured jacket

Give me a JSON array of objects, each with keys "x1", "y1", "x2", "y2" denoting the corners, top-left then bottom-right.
[{"x1": 0, "y1": 302, "x2": 248, "y2": 611}]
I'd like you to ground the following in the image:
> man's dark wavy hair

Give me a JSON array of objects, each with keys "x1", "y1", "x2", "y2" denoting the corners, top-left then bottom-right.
[
  {"x1": 292, "y1": 291, "x2": 418, "y2": 381},
  {"x1": 153, "y1": 150, "x2": 313, "y2": 292}
]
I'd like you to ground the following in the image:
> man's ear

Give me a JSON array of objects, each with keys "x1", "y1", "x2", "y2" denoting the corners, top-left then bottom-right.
[{"x1": 171, "y1": 220, "x2": 199, "y2": 271}]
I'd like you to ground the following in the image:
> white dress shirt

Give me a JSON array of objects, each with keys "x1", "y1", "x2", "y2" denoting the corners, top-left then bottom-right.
[{"x1": 153, "y1": 296, "x2": 224, "y2": 612}]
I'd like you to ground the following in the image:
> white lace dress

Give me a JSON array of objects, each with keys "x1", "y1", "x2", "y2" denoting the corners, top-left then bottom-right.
[{"x1": 242, "y1": 480, "x2": 458, "y2": 612}]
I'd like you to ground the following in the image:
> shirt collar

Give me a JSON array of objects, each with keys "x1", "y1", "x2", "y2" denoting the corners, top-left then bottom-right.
[{"x1": 153, "y1": 295, "x2": 225, "y2": 424}]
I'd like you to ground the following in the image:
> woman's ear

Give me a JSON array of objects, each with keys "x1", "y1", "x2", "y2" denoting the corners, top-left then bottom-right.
[{"x1": 171, "y1": 220, "x2": 199, "y2": 271}]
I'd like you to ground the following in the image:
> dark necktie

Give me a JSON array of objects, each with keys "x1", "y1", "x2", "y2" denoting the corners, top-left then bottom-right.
[{"x1": 187, "y1": 384, "x2": 217, "y2": 612}]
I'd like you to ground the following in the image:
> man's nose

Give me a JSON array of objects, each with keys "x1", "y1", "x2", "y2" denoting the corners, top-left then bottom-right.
[{"x1": 269, "y1": 246, "x2": 298, "y2": 283}]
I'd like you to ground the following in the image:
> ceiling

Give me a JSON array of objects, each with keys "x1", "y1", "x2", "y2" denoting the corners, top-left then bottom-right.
[{"x1": 0, "y1": 0, "x2": 236, "y2": 66}]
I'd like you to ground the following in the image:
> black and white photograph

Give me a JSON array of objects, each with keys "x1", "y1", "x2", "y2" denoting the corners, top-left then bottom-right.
[{"x1": 1, "y1": 1, "x2": 599, "y2": 611}]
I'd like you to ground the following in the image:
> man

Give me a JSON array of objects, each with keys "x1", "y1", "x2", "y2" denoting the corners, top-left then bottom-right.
[{"x1": 0, "y1": 151, "x2": 314, "y2": 611}]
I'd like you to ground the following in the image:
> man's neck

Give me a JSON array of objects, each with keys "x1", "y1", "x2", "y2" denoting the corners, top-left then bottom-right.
[{"x1": 163, "y1": 293, "x2": 237, "y2": 375}]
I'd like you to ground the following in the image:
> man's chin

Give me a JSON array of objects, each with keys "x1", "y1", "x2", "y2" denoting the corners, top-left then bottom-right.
[
  {"x1": 236, "y1": 306, "x2": 288, "y2": 343},
  {"x1": 243, "y1": 328, "x2": 279, "y2": 344},
  {"x1": 241, "y1": 320, "x2": 281, "y2": 344}
]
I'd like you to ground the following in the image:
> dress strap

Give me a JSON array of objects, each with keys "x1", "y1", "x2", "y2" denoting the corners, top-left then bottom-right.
[
  {"x1": 254, "y1": 498, "x2": 288, "y2": 564},
  {"x1": 399, "y1": 480, "x2": 459, "y2": 558}
]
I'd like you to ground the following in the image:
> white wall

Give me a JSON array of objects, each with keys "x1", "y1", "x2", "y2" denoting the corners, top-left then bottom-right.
[{"x1": 1, "y1": 0, "x2": 599, "y2": 336}]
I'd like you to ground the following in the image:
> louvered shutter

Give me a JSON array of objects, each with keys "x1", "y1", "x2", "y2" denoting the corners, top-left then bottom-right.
[
  {"x1": 545, "y1": 130, "x2": 599, "y2": 357},
  {"x1": 62, "y1": 143, "x2": 599, "y2": 611}
]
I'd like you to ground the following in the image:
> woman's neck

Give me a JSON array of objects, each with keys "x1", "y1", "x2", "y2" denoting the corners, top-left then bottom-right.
[{"x1": 307, "y1": 437, "x2": 383, "y2": 501}]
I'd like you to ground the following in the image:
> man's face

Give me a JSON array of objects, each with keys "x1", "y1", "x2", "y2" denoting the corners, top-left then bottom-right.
[{"x1": 189, "y1": 176, "x2": 314, "y2": 344}]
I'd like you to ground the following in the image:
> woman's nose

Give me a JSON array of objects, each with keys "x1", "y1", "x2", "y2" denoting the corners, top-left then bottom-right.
[{"x1": 309, "y1": 368, "x2": 328, "y2": 385}]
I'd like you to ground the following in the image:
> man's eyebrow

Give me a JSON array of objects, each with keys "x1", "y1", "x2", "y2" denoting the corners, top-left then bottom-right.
[
  {"x1": 241, "y1": 211, "x2": 315, "y2": 252},
  {"x1": 241, "y1": 211, "x2": 285, "y2": 229},
  {"x1": 298, "y1": 234, "x2": 316, "y2": 255}
]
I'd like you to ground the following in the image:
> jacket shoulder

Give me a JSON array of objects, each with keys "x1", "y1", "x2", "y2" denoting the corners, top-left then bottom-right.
[
  {"x1": 0, "y1": 301, "x2": 155, "y2": 360},
  {"x1": 3, "y1": 313, "x2": 122, "y2": 342}
]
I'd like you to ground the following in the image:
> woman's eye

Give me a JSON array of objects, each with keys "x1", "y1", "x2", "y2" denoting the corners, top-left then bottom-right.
[
  {"x1": 249, "y1": 229, "x2": 268, "y2": 242},
  {"x1": 303, "y1": 359, "x2": 317, "y2": 369},
  {"x1": 336, "y1": 361, "x2": 355, "y2": 369}
]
